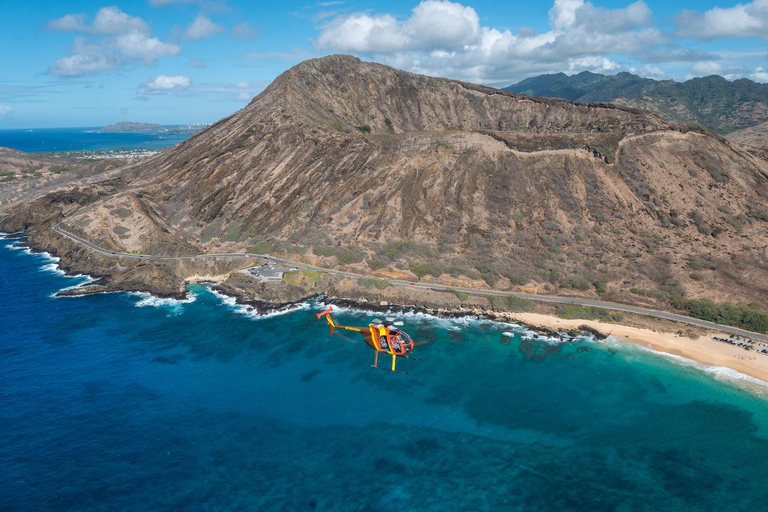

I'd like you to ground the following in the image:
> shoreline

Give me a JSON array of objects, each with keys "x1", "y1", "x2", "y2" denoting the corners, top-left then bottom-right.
[
  {"x1": 511, "y1": 312, "x2": 768, "y2": 388},
  {"x1": 4, "y1": 231, "x2": 768, "y2": 391}
]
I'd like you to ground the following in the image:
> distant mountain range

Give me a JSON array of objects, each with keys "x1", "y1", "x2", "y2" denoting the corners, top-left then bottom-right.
[
  {"x1": 505, "y1": 72, "x2": 768, "y2": 136},
  {"x1": 90, "y1": 121, "x2": 209, "y2": 134}
]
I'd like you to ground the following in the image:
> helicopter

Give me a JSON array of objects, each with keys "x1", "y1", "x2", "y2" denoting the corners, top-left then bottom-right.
[{"x1": 316, "y1": 307, "x2": 419, "y2": 373}]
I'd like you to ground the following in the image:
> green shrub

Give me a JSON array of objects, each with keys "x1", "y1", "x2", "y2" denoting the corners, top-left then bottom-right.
[
  {"x1": 337, "y1": 247, "x2": 366, "y2": 265},
  {"x1": 410, "y1": 262, "x2": 443, "y2": 279},
  {"x1": 556, "y1": 305, "x2": 623, "y2": 323},
  {"x1": 561, "y1": 276, "x2": 591, "y2": 291},
  {"x1": 448, "y1": 289, "x2": 468, "y2": 301},
  {"x1": 592, "y1": 278, "x2": 608, "y2": 294},
  {"x1": 250, "y1": 241, "x2": 276, "y2": 254},
  {"x1": 677, "y1": 299, "x2": 768, "y2": 333},
  {"x1": 506, "y1": 296, "x2": 534, "y2": 312}
]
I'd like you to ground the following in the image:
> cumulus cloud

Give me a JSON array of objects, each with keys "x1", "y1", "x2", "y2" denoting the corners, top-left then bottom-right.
[
  {"x1": 676, "y1": 0, "x2": 768, "y2": 40},
  {"x1": 315, "y1": 0, "x2": 665, "y2": 84},
  {"x1": 0, "y1": 105, "x2": 14, "y2": 118},
  {"x1": 316, "y1": 0, "x2": 480, "y2": 52},
  {"x1": 689, "y1": 61, "x2": 724, "y2": 76},
  {"x1": 233, "y1": 22, "x2": 259, "y2": 40},
  {"x1": 138, "y1": 75, "x2": 191, "y2": 94},
  {"x1": 48, "y1": 13, "x2": 88, "y2": 32},
  {"x1": 752, "y1": 67, "x2": 768, "y2": 83},
  {"x1": 183, "y1": 14, "x2": 224, "y2": 41},
  {"x1": 46, "y1": 7, "x2": 180, "y2": 77}
]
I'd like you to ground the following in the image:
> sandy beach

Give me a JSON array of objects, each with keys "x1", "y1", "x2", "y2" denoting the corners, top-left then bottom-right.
[{"x1": 512, "y1": 312, "x2": 768, "y2": 386}]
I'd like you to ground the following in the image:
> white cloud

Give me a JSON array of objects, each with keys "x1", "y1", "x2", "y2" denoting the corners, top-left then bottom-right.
[
  {"x1": 184, "y1": 14, "x2": 224, "y2": 41},
  {"x1": 139, "y1": 75, "x2": 191, "y2": 95},
  {"x1": 315, "y1": 0, "x2": 665, "y2": 85},
  {"x1": 48, "y1": 13, "x2": 88, "y2": 32},
  {"x1": 46, "y1": 7, "x2": 180, "y2": 77},
  {"x1": 91, "y1": 6, "x2": 150, "y2": 35},
  {"x1": 233, "y1": 22, "x2": 259, "y2": 40},
  {"x1": 316, "y1": 0, "x2": 480, "y2": 52},
  {"x1": 752, "y1": 67, "x2": 768, "y2": 83},
  {"x1": 0, "y1": 105, "x2": 13, "y2": 118},
  {"x1": 237, "y1": 92, "x2": 251, "y2": 100},
  {"x1": 689, "y1": 61, "x2": 724, "y2": 76},
  {"x1": 116, "y1": 33, "x2": 180, "y2": 63},
  {"x1": 676, "y1": 0, "x2": 768, "y2": 40}
]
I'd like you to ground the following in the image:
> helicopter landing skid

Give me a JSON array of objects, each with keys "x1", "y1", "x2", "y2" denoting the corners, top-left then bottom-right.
[{"x1": 371, "y1": 365, "x2": 409, "y2": 375}]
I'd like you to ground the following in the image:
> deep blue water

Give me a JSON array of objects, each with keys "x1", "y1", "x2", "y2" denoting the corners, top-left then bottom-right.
[
  {"x1": 0, "y1": 128, "x2": 191, "y2": 153},
  {"x1": 2, "y1": 236, "x2": 768, "y2": 511}
]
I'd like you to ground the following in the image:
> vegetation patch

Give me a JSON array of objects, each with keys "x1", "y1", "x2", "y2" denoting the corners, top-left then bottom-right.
[
  {"x1": 556, "y1": 305, "x2": 624, "y2": 323},
  {"x1": 111, "y1": 207, "x2": 132, "y2": 219},
  {"x1": 359, "y1": 278, "x2": 391, "y2": 290},
  {"x1": 560, "y1": 276, "x2": 591, "y2": 291},
  {"x1": 447, "y1": 289, "x2": 468, "y2": 301},
  {"x1": 674, "y1": 299, "x2": 768, "y2": 333},
  {"x1": 284, "y1": 269, "x2": 323, "y2": 288},
  {"x1": 410, "y1": 261, "x2": 443, "y2": 279},
  {"x1": 199, "y1": 218, "x2": 224, "y2": 243},
  {"x1": 250, "y1": 241, "x2": 277, "y2": 254},
  {"x1": 489, "y1": 296, "x2": 535, "y2": 312}
]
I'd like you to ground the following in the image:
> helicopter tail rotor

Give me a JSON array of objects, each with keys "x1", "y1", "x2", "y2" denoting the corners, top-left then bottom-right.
[{"x1": 316, "y1": 307, "x2": 335, "y2": 336}]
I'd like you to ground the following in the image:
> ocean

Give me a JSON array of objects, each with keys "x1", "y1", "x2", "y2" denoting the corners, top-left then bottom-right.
[
  {"x1": 0, "y1": 128, "x2": 191, "y2": 153},
  {"x1": 2, "y1": 235, "x2": 768, "y2": 511}
]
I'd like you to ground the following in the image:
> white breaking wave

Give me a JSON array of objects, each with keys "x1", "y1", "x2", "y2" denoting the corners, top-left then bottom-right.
[
  {"x1": 40, "y1": 263, "x2": 66, "y2": 276},
  {"x1": 10, "y1": 244, "x2": 32, "y2": 254},
  {"x1": 615, "y1": 338, "x2": 768, "y2": 390},
  {"x1": 131, "y1": 291, "x2": 196, "y2": 315},
  {"x1": 207, "y1": 285, "x2": 310, "y2": 320}
]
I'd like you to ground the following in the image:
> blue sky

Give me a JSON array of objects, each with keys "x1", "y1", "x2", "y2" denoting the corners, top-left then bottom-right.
[{"x1": 0, "y1": 0, "x2": 767, "y2": 128}]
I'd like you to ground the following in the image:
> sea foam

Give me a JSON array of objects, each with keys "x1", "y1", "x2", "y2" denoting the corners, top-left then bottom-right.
[
  {"x1": 616, "y1": 338, "x2": 768, "y2": 391},
  {"x1": 207, "y1": 285, "x2": 310, "y2": 320},
  {"x1": 131, "y1": 291, "x2": 196, "y2": 315}
]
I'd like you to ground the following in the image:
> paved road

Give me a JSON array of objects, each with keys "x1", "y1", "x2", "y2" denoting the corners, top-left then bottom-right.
[{"x1": 51, "y1": 223, "x2": 768, "y2": 342}]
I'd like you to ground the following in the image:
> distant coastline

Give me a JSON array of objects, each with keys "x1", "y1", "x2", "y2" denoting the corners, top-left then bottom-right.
[
  {"x1": 85, "y1": 121, "x2": 209, "y2": 135},
  {"x1": 0, "y1": 126, "x2": 198, "y2": 153}
]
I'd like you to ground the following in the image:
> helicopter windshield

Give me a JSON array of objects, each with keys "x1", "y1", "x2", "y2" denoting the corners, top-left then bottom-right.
[{"x1": 391, "y1": 330, "x2": 414, "y2": 352}]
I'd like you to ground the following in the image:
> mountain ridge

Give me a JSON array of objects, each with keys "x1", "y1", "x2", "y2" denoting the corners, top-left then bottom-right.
[{"x1": 505, "y1": 71, "x2": 768, "y2": 134}]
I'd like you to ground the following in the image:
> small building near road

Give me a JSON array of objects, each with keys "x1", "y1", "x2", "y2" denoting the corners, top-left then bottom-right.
[{"x1": 246, "y1": 263, "x2": 296, "y2": 282}]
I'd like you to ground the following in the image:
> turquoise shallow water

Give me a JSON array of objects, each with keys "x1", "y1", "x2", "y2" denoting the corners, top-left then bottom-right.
[
  {"x1": 0, "y1": 128, "x2": 191, "y2": 153},
  {"x1": 2, "y1": 236, "x2": 768, "y2": 511}
]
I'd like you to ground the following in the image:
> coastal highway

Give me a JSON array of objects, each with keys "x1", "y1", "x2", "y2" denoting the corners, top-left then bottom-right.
[{"x1": 50, "y1": 223, "x2": 768, "y2": 342}]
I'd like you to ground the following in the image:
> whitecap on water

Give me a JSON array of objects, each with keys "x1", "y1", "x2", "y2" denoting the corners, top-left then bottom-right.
[
  {"x1": 631, "y1": 342, "x2": 768, "y2": 391},
  {"x1": 207, "y1": 285, "x2": 309, "y2": 320},
  {"x1": 502, "y1": 332, "x2": 515, "y2": 337},
  {"x1": 131, "y1": 291, "x2": 196, "y2": 315}
]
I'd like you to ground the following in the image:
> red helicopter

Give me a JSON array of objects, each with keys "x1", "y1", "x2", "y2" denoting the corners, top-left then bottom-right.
[{"x1": 316, "y1": 307, "x2": 419, "y2": 373}]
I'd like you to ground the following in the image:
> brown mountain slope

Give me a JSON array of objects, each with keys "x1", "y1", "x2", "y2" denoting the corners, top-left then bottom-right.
[
  {"x1": 727, "y1": 122, "x2": 768, "y2": 151},
  {"x1": 4, "y1": 55, "x2": 768, "y2": 309}
]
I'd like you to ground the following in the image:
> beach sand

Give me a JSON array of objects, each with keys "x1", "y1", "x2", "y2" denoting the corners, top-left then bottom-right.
[{"x1": 512, "y1": 312, "x2": 768, "y2": 385}]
